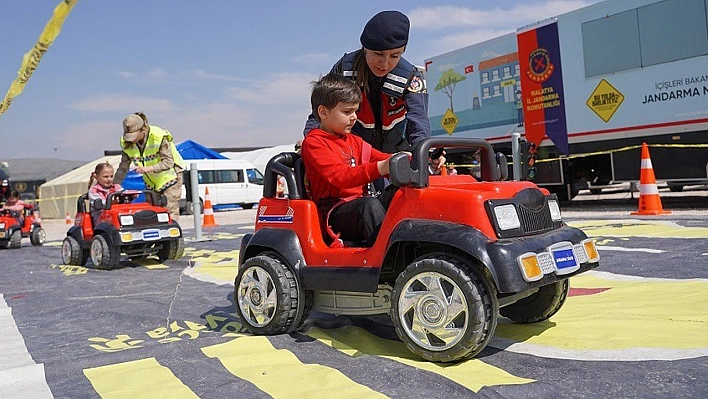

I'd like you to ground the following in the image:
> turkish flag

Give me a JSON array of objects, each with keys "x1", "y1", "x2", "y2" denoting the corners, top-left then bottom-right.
[{"x1": 464, "y1": 65, "x2": 474, "y2": 74}]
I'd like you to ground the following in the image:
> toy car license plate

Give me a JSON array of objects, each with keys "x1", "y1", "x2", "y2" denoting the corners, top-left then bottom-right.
[
  {"x1": 142, "y1": 229, "x2": 160, "y2": 241},
  {"x1": 553, "y1": 247, "x2": 577, "y2": 270}
]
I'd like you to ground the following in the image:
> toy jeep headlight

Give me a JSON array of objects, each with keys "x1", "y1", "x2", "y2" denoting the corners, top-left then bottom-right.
[
  {"x1": 493, "y1": 204, "x2": 520, "y2": 230},
  {"x1": 0, "y1": 222, "x2": 4, "y2": 229},
  {"x1": 157, "y1": 213, "x2": 170, "y2": 223},
  {"x1": 120, "y1": 215, "x2": 134, "y2": 226},
  {"x1": 548, "y1": 199, "x2": 562, "y2": 221}
]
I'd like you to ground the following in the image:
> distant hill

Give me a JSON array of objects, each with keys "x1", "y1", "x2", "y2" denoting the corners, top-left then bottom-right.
[{"x1": 2, "y1": 158, "x2": 87, "y2": 181}]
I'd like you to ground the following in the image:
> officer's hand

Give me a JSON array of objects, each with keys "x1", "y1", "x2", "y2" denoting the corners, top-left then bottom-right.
[{"x1": 430, "y1": 153, "x2": 446, "y2": 174}]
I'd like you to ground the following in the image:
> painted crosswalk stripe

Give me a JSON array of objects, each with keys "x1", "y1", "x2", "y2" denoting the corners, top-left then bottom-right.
[
  {"x1": 306, "y1": 325, "x2": 533, "y2": 393},
  {"x1": 202, "y1": 336, "x2": 388, "y2": 398},
  {"x1": 83, "y1": 357, "x2": 198, "y2": 398},
  {"x1": 0, "y1": 294, "x2": 53, "y2": 399}
]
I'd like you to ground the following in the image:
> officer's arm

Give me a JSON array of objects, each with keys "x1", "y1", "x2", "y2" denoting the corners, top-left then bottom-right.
[
  {"x1": 113, "y1": 152, "x2": 132, "y2": 185},
  {"x1": 404, "y1": 71, "x2": 431, "y2": 146}
]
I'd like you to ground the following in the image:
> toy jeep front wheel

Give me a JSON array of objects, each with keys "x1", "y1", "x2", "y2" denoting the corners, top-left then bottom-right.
[
  {"x1": 158, "y1": 237, "x2": 185, "y2": 262},
  {"x1": 62, "y1": 236, "x2": 88, "y2": 266},
  {"x1": 30, "y1": 228, "x2": 46, "y2": 246},
  {"x1": 500, "y1": 280, "x2": 569, "y2": 323},
  {"x1": 235, "y1": 254, "x2": 306, "y2": 335},
  {"x1": 391, "y1": 254, "x2": 498, "y2": 362},
  {"x1": 9, "y1": 230, "x2": 22, "y2": 249},
  {"x1": 90, "y1": 234, "x2": 119, "y2": 270}
]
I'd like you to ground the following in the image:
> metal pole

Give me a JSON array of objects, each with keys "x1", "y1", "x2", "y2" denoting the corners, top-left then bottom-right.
[
  {"x1": 190, "y1": 163, "x2": 202, "y2": 241},
  {"x1": 511, "y1": 132, "x2": 521, "y2": 181}
]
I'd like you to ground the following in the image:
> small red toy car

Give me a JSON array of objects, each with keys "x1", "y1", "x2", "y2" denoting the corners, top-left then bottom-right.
[
  {"x1": 61, "y1": 190, "x2": 184, "y2": 270},
  {"x1": 235, "y1": 137, "x2": 600, "y2": 362},
  {"x1": 0, "y1": 205, "x2": 45, "y2": 249}
]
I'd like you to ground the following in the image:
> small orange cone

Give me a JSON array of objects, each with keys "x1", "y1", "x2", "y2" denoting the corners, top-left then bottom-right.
[
  {"x1": 65, "y1": 212, "x2": 73, "y2": 224},
  {"x1": 631, "y1": 143, "x2": 671, "y2": 215},
  {"x1": 202, "y1": 186, "x2": 218, "y2": 227}
]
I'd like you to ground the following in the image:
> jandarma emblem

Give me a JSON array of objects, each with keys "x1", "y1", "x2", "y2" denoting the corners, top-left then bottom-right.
[{"x1": 527, "y1": 48, "x2": 554, "y2": 83}]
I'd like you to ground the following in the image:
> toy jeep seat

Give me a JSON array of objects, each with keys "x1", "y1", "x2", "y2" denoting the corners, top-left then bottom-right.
[
  {"x1": 263, "y1": 152, "x2": 369, "y2": 247},
  {"x1": 293, "y1": 157, "x2": 309, "y2": 200}
]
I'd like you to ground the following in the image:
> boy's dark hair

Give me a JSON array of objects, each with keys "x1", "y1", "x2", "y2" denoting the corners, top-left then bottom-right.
[
  {"x1": 311, "y1": 73, "x2": 362, "y2": 122},
  {"x1": 8, "y1": 189, "x2": 20, "y2": 199}
]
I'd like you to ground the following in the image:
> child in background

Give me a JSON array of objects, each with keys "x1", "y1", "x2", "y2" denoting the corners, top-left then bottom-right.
[
  {"x1": 2, "y1": 189, "x2": 27, "y2": 226},
  {"x1": 301, "y1": 73, "x2": 404, "y2": 247},
  {"x1": 88, "y1": 162, "x2": 122, "y2": 224}
]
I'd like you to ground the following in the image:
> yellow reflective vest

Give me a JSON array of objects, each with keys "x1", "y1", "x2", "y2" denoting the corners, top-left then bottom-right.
[{"x1": 120, "y1": 126, "x2": 185, "y2": 192}]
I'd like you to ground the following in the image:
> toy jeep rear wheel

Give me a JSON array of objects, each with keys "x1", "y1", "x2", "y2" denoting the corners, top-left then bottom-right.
[
  {"x1": 235, "y1": 254, "x2": 306, "y2": 335},
  {"x1": 62, "y1": 236, "x2": 89, "y2": 266},
  {"x1": 90, "y1": 234, "x2": 119, "y2": 270},
  {"x1": 500, "y1": 280, "x2": 569, "y2": 323},
  {"x1": 9, "y1": 230, "x2": 22, "y2": 249},
  {"x1": 30, "y1": 228, "x2": 46, "y2": 246},
  {"x1": 158, "y1": 237, "x2": 185, "y2": 262},
  {"x1": 391, "y1": 254, "x2": 498, "y2": 362}
]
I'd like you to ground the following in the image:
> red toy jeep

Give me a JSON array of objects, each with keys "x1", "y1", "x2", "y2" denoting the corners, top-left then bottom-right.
[
  {"x1": 0, "y1": 205, "x2": 45, "y2": 249},
  {"x1": 235, "y1": 137, "x2": 600, "y2": 362},
  {"x1": 61, "y1": 190, "x2": 184, "y2": 270}
]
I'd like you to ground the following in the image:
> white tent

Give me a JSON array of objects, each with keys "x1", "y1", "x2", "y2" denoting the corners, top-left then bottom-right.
[
  {"x1": 39, "y1": 155, "x2": 121, "y2": 219},
  {"x1": 221, "y1": 144, "x2": 295, "y2": 174},
  {"x1": 39, "y1": 144, "x2": 297, "y2": 219}
]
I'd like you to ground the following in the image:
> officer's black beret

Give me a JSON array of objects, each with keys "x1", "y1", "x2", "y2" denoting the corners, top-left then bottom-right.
[{"x1": 360, "y1": 11, "x2": 410, "y2": 51}]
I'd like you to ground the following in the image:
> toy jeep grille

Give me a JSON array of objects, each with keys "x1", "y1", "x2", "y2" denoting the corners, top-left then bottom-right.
[
  {"x1": 132, "y1": 210, "x2": 159, "y2": 227},
  {"x1": 517, "y1": 203, "x2": 557, "y2": 235},
  {"x1": 485, "y1": 189, "x2": 562, "y2": 239}
]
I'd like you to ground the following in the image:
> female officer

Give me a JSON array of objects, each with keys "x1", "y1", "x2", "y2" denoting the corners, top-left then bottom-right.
[
  {"x1": 113, "y1": 112, "x2": 185, "y2": 221},
  {"x1": 304, "y1": 10, "x2": 431, "y2": 155}
]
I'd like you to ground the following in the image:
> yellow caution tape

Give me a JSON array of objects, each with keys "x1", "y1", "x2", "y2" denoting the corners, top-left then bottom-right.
[
  {"x1": 27, "y1": 142, "x2": 708, "y2": 202},
  {"x1": 536, "y1": 143, "x2": 708, "y2": 164},
  {"x1": 0, "y1": 0, "x2": 79, "y2": 117}
]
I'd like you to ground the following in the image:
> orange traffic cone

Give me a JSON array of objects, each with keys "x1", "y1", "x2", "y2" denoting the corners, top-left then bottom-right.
[
  {"x1": 631, "y1": 143, "x2": 671, "y2": 215},
  {"x1": 65, "y1": 212, "x2": 73, "y2": 224},
  {"x1": 202, "y1": 186, "x2": 218, "y2": 227}
]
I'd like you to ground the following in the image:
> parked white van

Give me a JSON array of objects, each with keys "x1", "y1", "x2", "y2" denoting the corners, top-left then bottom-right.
[{"x1": 180, "y1": 159, "x2": 264, "y2": 214}]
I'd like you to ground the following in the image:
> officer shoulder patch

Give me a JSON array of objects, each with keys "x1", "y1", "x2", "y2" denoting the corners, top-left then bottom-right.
[{"x1": 407, "y1": 75, "x2": 425, "y2": 93}]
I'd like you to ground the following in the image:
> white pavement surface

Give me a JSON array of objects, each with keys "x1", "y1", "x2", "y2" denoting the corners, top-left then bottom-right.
[{"x1": 0, "y1": 296, "x2": 53, "y2": 399}]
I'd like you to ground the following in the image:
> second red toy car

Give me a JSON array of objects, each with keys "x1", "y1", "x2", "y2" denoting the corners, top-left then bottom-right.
[
  {"x1": 61, "y1": 190, "x2": 184, "y2": 270},
  {"x1": 0, "y1": 205, "x2": 45, "y2": 249}
]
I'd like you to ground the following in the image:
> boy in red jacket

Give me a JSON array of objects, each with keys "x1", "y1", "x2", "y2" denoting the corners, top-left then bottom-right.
[{"x1": 302, "y1": 73, "x2": 403, "y2": 246}]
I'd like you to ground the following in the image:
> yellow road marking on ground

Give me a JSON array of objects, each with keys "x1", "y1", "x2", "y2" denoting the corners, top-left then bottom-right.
[
  {"x1": 202, "y1": 336, "x2": 388, "y2": 399},
  {"x1": 568, "y1": 220, "x2": 708, "y2": 238},
  {"x1": 306, "y1": 325, "x2": 533, "y2": 392},
  {"x1": 83, "y1": 357, "x2": 198, "y2": 398},
  {"x1": 184, "y1": 249, "x2": 240, "y2": 285},
  {"x1": 496, "y1": 273, "x2": 708, "y2": 351}
]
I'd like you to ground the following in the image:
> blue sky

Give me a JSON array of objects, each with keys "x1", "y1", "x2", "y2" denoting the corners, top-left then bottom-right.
[{"x1": 0, "y1": 0, "x2": 600, "y2": 161}]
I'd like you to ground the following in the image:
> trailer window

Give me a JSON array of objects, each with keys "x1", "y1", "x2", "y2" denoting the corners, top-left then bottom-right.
[
  {"x1": 582, "y1": 9, "x2": 641, "y2": 78},
  {"x1": 638, "y1": 0, "x2": 708, "y2": 67},
  {"x1": 582, "y1": 0, "x2": 708, "y2": 78}
]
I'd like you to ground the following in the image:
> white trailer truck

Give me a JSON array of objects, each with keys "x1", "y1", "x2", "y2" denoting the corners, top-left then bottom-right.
[{"x1": 424, "y1": 0, "x2": 708, "y2": 199}]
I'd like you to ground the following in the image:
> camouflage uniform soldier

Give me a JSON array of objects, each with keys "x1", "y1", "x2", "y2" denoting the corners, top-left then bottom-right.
[{"x1": 114, "y1": 112, "x2": 185, "y2": 221}]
